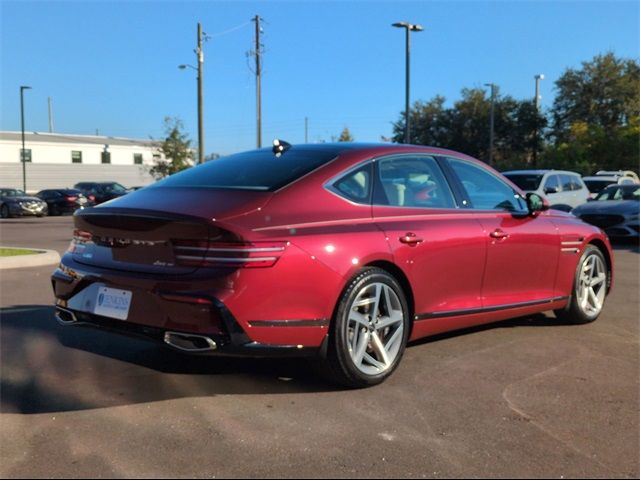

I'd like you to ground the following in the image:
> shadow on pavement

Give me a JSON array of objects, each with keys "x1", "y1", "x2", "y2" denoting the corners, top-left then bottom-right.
[
  {"x1": 0, "y1": 305, "x2": 339, "y2": 414},
  {"x1": 0, "y1": 303, "x2": 576, "y2": 415}
]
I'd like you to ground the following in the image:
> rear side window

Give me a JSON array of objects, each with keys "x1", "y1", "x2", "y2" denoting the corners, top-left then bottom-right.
[
  {"x1": 448, "y1": 158, "x2": 526, "y2": 212},
  {"x1": 330, "y1": 164, "x2": 372, "y2": 204},
  {"x1": 156, "y1": 148, "x2": 338, "y2": 192},
  {"x1": 374, "y1": 155, "x2": 455, "y2": 209}
]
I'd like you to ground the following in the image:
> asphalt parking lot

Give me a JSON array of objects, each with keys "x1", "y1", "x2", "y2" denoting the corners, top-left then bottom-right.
[{"x1": 1, "y1": 216, "x2": 638, "y2": 478}]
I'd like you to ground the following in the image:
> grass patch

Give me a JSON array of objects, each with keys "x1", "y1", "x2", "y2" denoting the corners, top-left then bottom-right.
[{"x1": 0, "y1": 248, "x2": 41, "y2": 257}]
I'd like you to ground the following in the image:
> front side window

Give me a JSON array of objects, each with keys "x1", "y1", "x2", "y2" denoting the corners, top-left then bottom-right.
[
  {"x1": 374, "y1": 155, "x2": 455, "y2": 209},
  {"x1": 544, "y1": 175, "x2": 560, "y2": 193},
  {"x1": 330, "y1": 164, "x2": 372, "y2": 204},
  {"x1": 448, "y1": 158, "x2": 526, "y2": 212}
]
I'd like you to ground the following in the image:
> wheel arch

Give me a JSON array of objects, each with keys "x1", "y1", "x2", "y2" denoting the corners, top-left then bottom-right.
[
  {"x1": 588, "y1": 239, "x2": 613, "y2": 293},
  {"x1": 365, "y1": 260, "x2": 416, "y2": 329}
]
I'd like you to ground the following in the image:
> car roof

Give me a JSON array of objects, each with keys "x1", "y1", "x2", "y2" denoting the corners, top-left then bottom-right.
[{"x1": 582, "y1": 176, "x2": 618, "y2": 181}]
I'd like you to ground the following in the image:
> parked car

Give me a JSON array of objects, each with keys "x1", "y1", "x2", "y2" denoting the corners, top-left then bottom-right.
[
  {"x1": 572, "y1": 184, "x2": 640, "y2": 239},
  {"x1": 0, "y1": 188, "x2": 48, "y2": 218},
  {"x1": 582, "y1": 175, "x2": 636, "y2": 199},
  {"x1": 502, "y1": 170, "x2": 590, "y2": 211},
  {"x1": 52, "y1": 143, "x2": 613, "y2": 387},
  {"x1": 36, "y1": 189, "x2": 95, "y2": 216},
  {"x1": 595, "y1": 170, "x2": 640, "y2": 183},
  {"x1": 74, "y1": 182, "x2": 130, "y2": 204}
]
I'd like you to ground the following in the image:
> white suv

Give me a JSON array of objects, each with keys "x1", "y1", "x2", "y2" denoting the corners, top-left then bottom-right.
[{"x1": 502, "y1": 170, "x2": 590, "y2": 211}]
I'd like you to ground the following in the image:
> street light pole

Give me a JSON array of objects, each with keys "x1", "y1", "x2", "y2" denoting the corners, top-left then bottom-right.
[
  {"x1": 20, "y1": 86, "x2": 32, "y2": 192},
  {"x1": 533, "y1": 74, "x2": 544, "y2": 166},
  {"x1": 484, "y1": 83, "x2": 496, "y2": 167},
  {"x1": 392, "y1": 22, "x2": 423, "y2": 144},
  {"x1": 253, "y1": 15, "x2": 262, "y2": 149},
  {"x1": 197, "y1": 23, "x2": 204, "y2": 164}
]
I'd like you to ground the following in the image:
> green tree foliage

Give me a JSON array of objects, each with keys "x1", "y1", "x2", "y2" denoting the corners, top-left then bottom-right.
[
  {"x1": 149, "y1": 117, "x2": 193, "y2": 180},
  {"x1": 391, "y1": 52, "x2": 638, "y2": 175},
  {"x1": 393, "y1": 89, "x2": 546, "y2": 169},
  {"x1": 337, "y1": 127, "x2": 354, "y2": 142},
  {"x1": 545, "y1": 52, "x2": 640, "y2": 174}
]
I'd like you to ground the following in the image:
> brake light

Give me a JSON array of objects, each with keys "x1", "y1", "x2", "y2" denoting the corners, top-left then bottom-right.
[
  {"x1": 88, "y1": 195, "x2": 96, "y2": 202},
  {"x1": 172, "y1": 241, "x2": 288, "y2": 268},
  {"x1": 66, "y1": 196, "x2": 78, "y2": 202},
  {"x1": 68, "y1": 229, "x2": 93, "y2": 252}
]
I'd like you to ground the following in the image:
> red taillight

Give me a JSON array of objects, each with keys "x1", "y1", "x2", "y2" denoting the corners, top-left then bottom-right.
[
  {"x1": 172, "y1": 241, "x2": 288, "y2": 268},
  {"x1": 68, "y1": 229, "x2": 93, "y2": 252},
  {"x1": 66, "y1": 196, "x2": 78, "y2": 202},
  {"x1": 88, "y1": 195, "x2": 96, "y2": 202}
]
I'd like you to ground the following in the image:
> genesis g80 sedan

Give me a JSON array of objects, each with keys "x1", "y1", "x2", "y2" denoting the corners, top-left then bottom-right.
[{"x1": 52, "y1": 142, "x2": 613, "y2": 387}]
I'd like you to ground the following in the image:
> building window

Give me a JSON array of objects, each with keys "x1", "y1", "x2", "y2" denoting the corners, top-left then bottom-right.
[
  {"x1": 20, "y1": 149, "x2": 32, "y2": 162},
  {"x1": 133, "y1": 153, "x2": 143, "y2": 165},
  {"x1": 71, "y1": 151, "x2": 82, "y2": 163},
  {"x1": 101, "y1": 151, "x2": 111, "y2": 164}
]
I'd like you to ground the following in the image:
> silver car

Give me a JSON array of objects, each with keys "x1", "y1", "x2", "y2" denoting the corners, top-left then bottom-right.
[
  {"x1": 503, "y1": 169, "x2": 590, "y2": 211},
  {"x1": 572, "y1": 184, "x2": 640, "y2": 239}
]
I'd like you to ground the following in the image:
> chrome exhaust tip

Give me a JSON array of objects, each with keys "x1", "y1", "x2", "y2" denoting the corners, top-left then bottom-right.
[
  {"x1": 163, "y1": 331, "x2": 217, "y2": 352},
  {"x1": 55, "y1": 306, "x2": 78, "y2": 325}
]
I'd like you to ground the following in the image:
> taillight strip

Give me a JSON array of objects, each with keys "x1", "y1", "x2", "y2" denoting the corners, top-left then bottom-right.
[
  {"x1": 175, "y1": 255, "x2": 278, "y2": 263},
  {"x1": 174, "y1": 246, "x2": 285, "y2": 253}
]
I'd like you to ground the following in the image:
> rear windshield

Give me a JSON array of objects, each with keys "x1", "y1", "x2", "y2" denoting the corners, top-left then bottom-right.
[
  {"x1": 154, "y1": 148, "x2": 338, "y2": 191},
  {"x1": 584, "y1": 179, "x2": 614, "y2": 193},
  {"x1": 503, "y1": 173, "x2": 543, "y2": 191}
]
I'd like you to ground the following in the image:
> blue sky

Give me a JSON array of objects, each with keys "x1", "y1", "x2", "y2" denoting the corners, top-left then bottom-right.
[{"x1": 1, "y1": 0, "x2": 638, "y2": 155}]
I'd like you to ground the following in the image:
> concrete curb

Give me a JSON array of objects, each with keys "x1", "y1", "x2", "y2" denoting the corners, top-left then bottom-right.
[{"x1": 0, "y1": 247, "x2": 61, "y2": 270}]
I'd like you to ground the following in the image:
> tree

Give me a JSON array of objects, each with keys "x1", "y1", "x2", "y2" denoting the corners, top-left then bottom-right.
[
  {"x1": 547, "y1": 52, "x2": 640, "y2": 172},
  {"x1": 392, "y1": 89, "x2": 546, "y2": 169},
  {"x1": 337, "y1": 127, "x2": 354, "y2": 142},
  {"x1": 149, "y1": 117, "x2": 193, "y2": 180}
]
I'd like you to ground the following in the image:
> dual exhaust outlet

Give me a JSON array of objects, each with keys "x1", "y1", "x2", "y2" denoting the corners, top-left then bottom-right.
[{"x1": 55, "y1": 306, "x2": 217, "y2": 353}]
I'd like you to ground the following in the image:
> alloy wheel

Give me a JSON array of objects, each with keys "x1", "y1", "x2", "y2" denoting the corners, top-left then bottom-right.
[
  {"x1": 346, "y1": 282, "x2": 405, "y2": 375},
  {"x1": 577, "y1": 253, "x2": 607, "y2": 317}
]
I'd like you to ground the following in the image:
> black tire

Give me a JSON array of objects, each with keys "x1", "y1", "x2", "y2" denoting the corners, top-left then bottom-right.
[
  {"x1": 0, "y1": 204, "x2": 10, "y2": 219},
  {"x1": 317, "y1": 267, "x2": 411, "y2": 388},
  {"x1": 555, "y1": 245, "x2": 608, "y2": 324}
]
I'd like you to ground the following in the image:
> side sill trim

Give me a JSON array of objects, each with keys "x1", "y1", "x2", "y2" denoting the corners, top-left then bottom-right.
[
  {"x1": 248, "y1": 318, "x2": 330, "y2": 328},
  {"x1": 415, "y1": 296, "x2": 570, "y2": 321}
]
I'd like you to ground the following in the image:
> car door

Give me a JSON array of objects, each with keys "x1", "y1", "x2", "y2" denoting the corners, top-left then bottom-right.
[
  {"x1": 445, "y1": 157, "x2": 560, "y2": 307},
  {"x1": 371, "y1": 154, "x2": 487, "y2": 322}
]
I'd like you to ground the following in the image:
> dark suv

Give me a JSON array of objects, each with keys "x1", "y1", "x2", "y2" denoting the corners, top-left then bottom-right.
[
  {"x1": 36, "y1": 189, "x2": 95, "y2": 215},
  {"x1": 74, "y1": 182, "x2": 130, "y2": 205}
]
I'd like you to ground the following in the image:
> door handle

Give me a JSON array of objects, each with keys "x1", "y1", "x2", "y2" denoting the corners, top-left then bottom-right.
[
  {"x1": 490, "y1": 229, "x2": 509, "y2": 240},
  {"x1": 399, "y1": 233, "x2": 423, "y2": 246}
]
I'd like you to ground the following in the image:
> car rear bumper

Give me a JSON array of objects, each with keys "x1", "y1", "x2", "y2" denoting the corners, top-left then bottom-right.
[{"x1": 51, "y1": 252, "x2": 335, "y2": 357}]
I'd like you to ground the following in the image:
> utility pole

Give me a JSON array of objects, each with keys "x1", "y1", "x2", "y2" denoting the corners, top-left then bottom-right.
[
  {"x1": 197, "y1": 22, "x2": 205, "y2": 164},
  {"x1": 253, "y1": 15, "x2": 262, "y2": 148},
  {"x1": 305, "y1": 117, "x2": 308, "y2": 143},
  {"x1": 484, "y1": 83, "x2": 496, "y2": 167},
  {"x1": 48, "y1": 97, "x2": 54, "y2": 133},
  {"x1": 533, "y1": 74, "x2": 544, "y2": 167},
  {"x1": 20, "y1": 86, "x2": 32, "y2": 192},
  {"x1": 392, "y1": 22, "x2": 423, "y2": 144}
]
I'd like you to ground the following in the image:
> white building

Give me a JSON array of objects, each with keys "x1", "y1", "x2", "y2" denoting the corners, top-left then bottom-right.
[{"x1": 0, "y1": 131, "x2": 163, "y2": 193}]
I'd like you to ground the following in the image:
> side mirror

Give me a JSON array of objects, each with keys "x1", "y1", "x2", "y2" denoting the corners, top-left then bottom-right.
[
  {"x1": 527, "y1": 192, "x2": 549, "y2": 215},
  {"x1": 544, "y1": 186, "x2": 559, "y2": 194}
]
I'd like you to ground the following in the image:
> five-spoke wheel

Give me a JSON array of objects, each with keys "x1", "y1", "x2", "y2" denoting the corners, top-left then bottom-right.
[{"x1": 320, "y1": 267, "x2": 410, "y2": 388}]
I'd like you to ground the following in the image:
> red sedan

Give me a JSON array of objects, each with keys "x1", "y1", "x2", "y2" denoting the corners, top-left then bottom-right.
[{"x1": 52, "y1": 142, "x2": 613, "y2": 387}]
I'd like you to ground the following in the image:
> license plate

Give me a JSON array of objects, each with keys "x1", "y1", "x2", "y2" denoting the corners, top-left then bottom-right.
[
  {"x1": 79, "y1": 198, "x2": 87, "y2": 204},
  {"x1": 94, "y1": 287, "x2": 132, "y2": 320}
]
